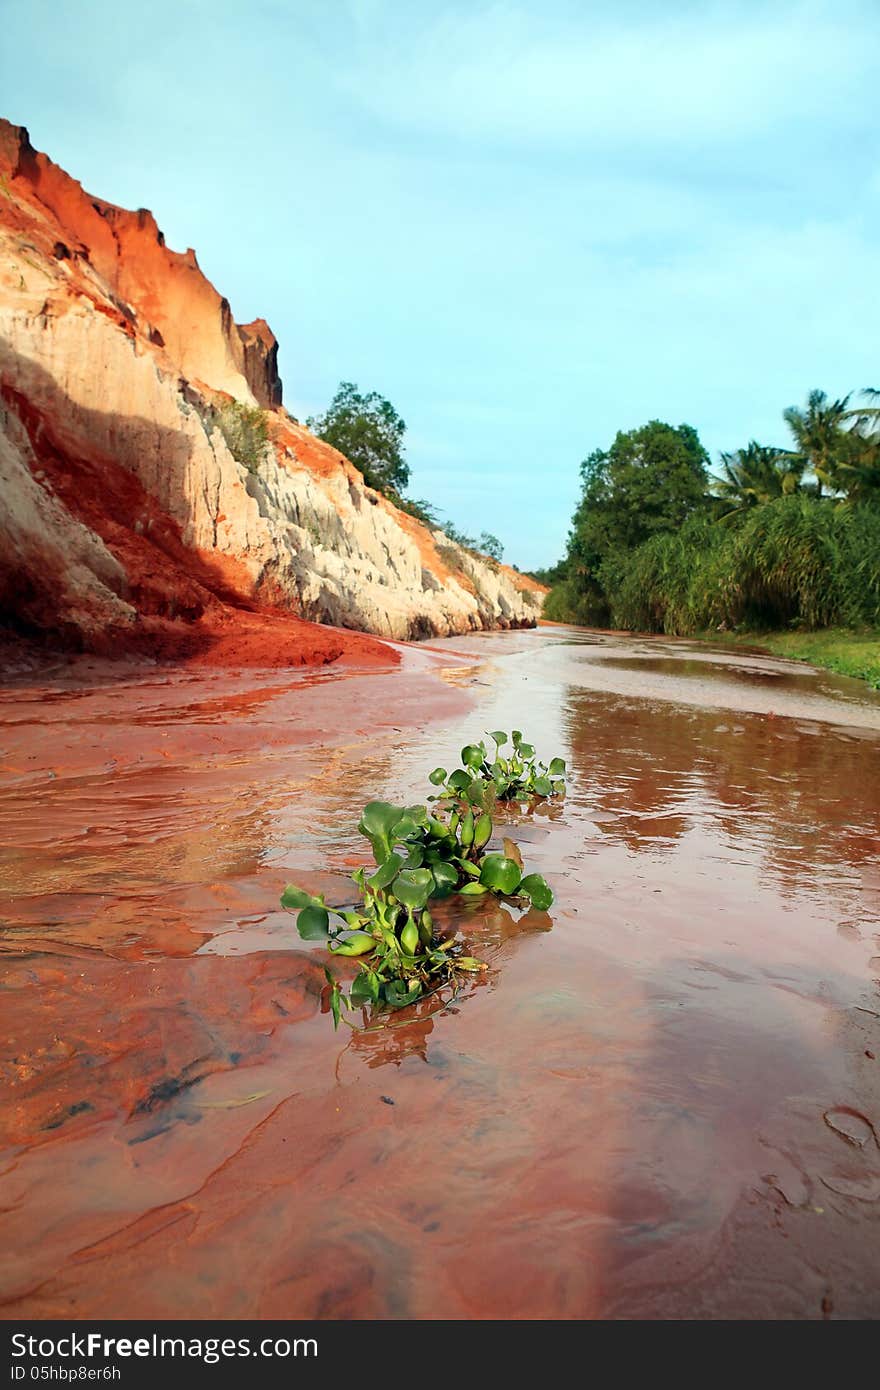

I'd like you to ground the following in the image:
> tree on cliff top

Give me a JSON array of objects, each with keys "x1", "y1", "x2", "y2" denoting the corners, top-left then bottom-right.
[{"x1": 307, "y1": 381, "x2": 409, "y2": 496}]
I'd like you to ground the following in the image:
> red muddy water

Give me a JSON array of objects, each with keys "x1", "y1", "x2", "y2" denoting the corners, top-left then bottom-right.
[{"x1": 1, "y1": 629, "x2": 879, "y2": 1319}]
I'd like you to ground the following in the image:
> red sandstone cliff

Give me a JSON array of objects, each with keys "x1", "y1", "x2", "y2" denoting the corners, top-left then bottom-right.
[{"x1": 0, "y1": 119, "x2": 544, "y2": 665}]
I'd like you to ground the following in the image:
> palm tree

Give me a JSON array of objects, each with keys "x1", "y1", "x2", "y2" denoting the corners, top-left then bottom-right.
[
  {"x1": 835, "y1": 388, "x2": 880, "y2": 503},
  {"x1": 782, "y1": 388, "x2": 852, "y2": 497},
  {"x1": 711, "y1": 440, "x2": 805, "y2": 518}
]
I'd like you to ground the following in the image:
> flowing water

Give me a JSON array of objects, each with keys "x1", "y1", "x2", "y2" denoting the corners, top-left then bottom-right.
[{"x1": 1, "y1": 628, "x2": 879, "y2": 1319}]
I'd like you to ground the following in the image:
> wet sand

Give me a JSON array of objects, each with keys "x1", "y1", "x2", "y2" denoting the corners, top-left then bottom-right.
[{"x1": 1, "y1": 628, "x2": 879, "y2": 1319}]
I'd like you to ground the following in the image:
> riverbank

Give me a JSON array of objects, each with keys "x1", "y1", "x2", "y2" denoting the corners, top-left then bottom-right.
[{"x1": 706, "y1": 627, "x2": 880, "y2": 690}]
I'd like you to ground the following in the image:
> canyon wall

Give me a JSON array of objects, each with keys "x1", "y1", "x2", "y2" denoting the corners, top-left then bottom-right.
[{"x1": 0, "y1": 120, "x2": 543, "y2": 659}]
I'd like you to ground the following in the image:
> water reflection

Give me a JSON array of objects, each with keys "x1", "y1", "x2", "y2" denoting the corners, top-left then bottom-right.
[{"x1": 561, "y1": 686, "x2": 880, "y2": 911}]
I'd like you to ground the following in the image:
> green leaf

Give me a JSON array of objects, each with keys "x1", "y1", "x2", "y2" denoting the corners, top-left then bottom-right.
[
  {"x1": 430, "y1": 862, "x2": 459, "y2": 896},
  {"x1": 479, "y1": 854, "x2": 522, "y2": 895},
  {"x1": 459, "y1": 859, "x2": 481, "y2": 878},
  {"x1": 488, "y1": 730, "x2": 508, "y2": 747},
  {"x1": 448, "y1": 769, "x2": 472, "y2": 793},
  {"x1": 402, "y1": 844, "x2": 425, "y2": 870},
  {"x1": 329, "y1": 985, "x2": 341, "y2": 1030},
  {"x1": 461, "y1": 743, "x2": 484, "y2": 770},
  {"x1": 533, "y1": 775, "x2": 553, "y2": 798},
  {"x1": 392, "y1": 867, "x2": 434, "y2": 910},
  {"x1": 329, "y1": 931, "x2": 377, "y2": 956},
  {"x1": 518, "y1": 742, "x2": 535, "y2": 759},
  {"x1": 520, "y1": 873, "x2": 554, "y2": 910},
  {"x1": 358, "y1": 800, "x2": 403, "y2": 840},
  {"x1": 512, "y1": 730, "x2": 522, "y2": 747},
  {"x1": 367, "y1": 852, "x2": 403, "y2": 891},
  {"x1": 459, "y1": 880, "x2": 489, "y2": 896},
  {"x1": 383, "y1": 979, "x2": 422, "y2": 1009},
  {"x1": 428, "y1": 767, "x2": 448, "y2": 786},
  {"x1": 548, "y1": 757, "x2": 566, "y2": 776},
  {"x1": 281, "y1": 884, "x2": 322, "y2": 910},
  {"x1": 358, "y1": 800, "x2": 404, "y2": 860},
  {"x1": 349, "y1": 970, "x2": 379, "y2": 1006},
  {"x1": 296, "y1": 905, "x2": 330, "y2": 939},
  {"x1": 393, "y1": 810, "x2": 426, "y2": 842}
]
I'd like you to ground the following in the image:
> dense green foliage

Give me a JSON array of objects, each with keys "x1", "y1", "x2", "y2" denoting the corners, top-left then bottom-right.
[
  {"x1": 281, "y1": 732, "x2": 564, "y2": 1027},
  {"x1": 217, "y1": 400, "x2": 270, "y2": 474},
  {"x1": 307, "y1": 380, "x2": 409, "y2": 495},
  {"x1": 429, "y1": 730, "x2": 565, "y2": 802},
  {"x1": 545, "y1": 388, "x2": 880, "y2": 636}
]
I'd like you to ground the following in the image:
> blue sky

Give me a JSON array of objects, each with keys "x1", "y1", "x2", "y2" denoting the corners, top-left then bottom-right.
[{"x1": 1, "y1": 0, "x2": 878, "y2": 569}]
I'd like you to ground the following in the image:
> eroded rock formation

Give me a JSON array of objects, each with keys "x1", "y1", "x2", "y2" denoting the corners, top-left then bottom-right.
[{"x1": 0, "y1": 119, "x2": 544, "y2": 660}]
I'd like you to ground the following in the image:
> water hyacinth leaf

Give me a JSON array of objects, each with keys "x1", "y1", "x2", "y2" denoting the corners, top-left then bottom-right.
[
  {"x1": 479, "y1": 854, "x2": 522, "y2": 895},
  {"x1": 488, "y1": 730, "x2": 508, "y2": 746},
  {"x1": 281, "y1": 884, "x2": 323, "y2": 910},
  {"x1": 459, "y1": 859, "x2": 481, "y2": 878},
  {"x1": 431, "y1": 862, "x2": 459, "y2": 896},
  {"x1": 393, "y1": 811, "x2": 425, "y2": 843},
  {"x1": 520, "y1": 873, "x2": 554, "y2": 910},
  {"x1": 502, "y1": 837, "x2": 524, "y2": 870},
  {"x1": 512, "y1": 730, "x2": 522, "y2": 747},
  {"x1": 384, "y1": 978, "x2": 423, "y2": 1009},
  {"x1": 393, "y1": 867, "x2": 433, "y2": 910},
  {"x1": 367, "y1": 852, "x2": 403, "y2": 891},
  {"x1": 296, "y1": 904, "x2": 330, "y2": 939},
  {"x1": 461, "y1": 743, "x2": 484, "y2": 769},
  {"x1": 548, "y1": 758, "x2": 566, "y2": 776},
  {"x1": 329, "y1": 931, "x2": 377, "y2": 956},
  {"x1": 429, "y1": 767, "x2": 448, "y2": 786},
  {"x1": 533, "y1": 775, "x2": 553, "y2": 798},
  {"x1": 402, "y1": 844, "x2": 425, "y2": 870},
  {"x1": 349, "y1": 970, "x2": 379, "y2": 1006},
  {"x1": 448, "y1": 769, "x2": 472, "y2": 792},
  {"x1": 459, "y1": 880, "x2": 489, "y2": 895},
  {"x1": 467, "y1": 777, "x2": 488, "y2": 805},
  {"x1": 518, "y1": 743, "x2": 535, "y2": 759},
  {"x1": 358, "y1": 800, "x2": 404, "y2": 858}
]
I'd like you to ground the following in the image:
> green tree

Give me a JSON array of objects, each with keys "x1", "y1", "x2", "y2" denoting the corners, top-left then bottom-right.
[
  {"x1": 307, "y1": 381, "x2": 409, "y2": 496},
  {"x1": 570, "y1": 420, "x2": 709, "y2": 563},
  {"x1": 711, "y1": 440, "x2": 805, "y2": 518},
  {"x1": 478, "y1": 531, "x2": 504, "y2": 563}
]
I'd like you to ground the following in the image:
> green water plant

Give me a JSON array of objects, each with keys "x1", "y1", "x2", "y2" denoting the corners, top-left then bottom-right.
[
  {"x1": 428, "y1": 731, "x2": 566, "y2": 804},
  {"x1": 281, "y1": 794, "x2": 554, "y2": 1026},
  {"x1": 280, "y1": 874, "x2": 482, "y2": 1025}
]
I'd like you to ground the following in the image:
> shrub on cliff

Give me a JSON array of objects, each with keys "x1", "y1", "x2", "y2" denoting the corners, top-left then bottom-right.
[{"x1": 217, "y1": 401, "x2": 270, "y2": 474}]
